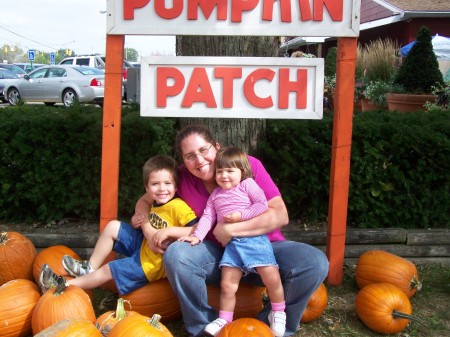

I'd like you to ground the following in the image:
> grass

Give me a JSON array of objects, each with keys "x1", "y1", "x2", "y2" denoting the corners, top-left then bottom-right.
[{"x1": 93, "y1": 263, "x2": 450, "y2": 336}]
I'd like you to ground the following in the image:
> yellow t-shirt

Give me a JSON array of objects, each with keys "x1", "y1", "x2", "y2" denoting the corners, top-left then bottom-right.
[{"x1": 140, "y1": 197, "x2": 197, "y2": 282}]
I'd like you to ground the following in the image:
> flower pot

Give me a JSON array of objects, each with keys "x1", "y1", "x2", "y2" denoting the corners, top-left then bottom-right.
[
  {"x1": 386, "y1": 93, "x2": 437, "y2": 112},
  {"x1": 360, "y1": 98, "x2": 384, "y2": 112}
]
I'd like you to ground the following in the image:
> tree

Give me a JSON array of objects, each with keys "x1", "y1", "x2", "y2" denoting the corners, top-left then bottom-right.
[
  {"x1": 125, "y1": 48, "x2": 138, "y2": 62},
  {"x1": 177, "y1": 36, "x2": 280, "y2": 154}
]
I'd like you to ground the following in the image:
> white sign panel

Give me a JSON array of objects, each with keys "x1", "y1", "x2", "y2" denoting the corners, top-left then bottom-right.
[
  {"x1": 140, "y1": 56, "x2": 324, "y2": 119},
  {"x1": 107, "y1": 0, "x2": 360, "y2": 37}
]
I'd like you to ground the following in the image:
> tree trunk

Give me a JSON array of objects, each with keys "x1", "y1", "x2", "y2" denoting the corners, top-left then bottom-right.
[{"x1": 177, "y1": 36, "x2": 280, "y2": 155}]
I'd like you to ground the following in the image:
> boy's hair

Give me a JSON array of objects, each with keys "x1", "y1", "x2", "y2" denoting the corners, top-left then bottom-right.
[
  {"x1": 143, "y1": 155, "x2": 178, "y2": 189},
  {"x1": 215, "y1": 147, "x2": 253, "y2": 180}
]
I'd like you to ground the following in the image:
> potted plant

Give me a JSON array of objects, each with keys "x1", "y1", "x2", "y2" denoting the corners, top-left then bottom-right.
[
  {"x1": 361, "y1": 80, "x2": 391, "y2": 111},
  {"x1": 386, "y1": 26, "x2": 445, "y2": 112}
]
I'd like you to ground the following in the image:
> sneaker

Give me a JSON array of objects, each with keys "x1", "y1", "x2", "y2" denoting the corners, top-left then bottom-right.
[
  {"x1": 204, "y1": 318, "x2": 228, "y2": 336},
  {"x1": 62, "y1": 255, "x2": 92, "y2": 277},
  {"x1": 268, "y1": 310, "x2": 286, "y2": 337},
  {"x1": 38, "y1": 264, "x2": 66, "y2": 294}
]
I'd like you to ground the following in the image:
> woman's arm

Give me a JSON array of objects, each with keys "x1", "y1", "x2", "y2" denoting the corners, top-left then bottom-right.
[
  {"x1": 212, "y1": 196, "x2": 289, "y2": 246},
  {"x1": 132, "y1": 193, "x2": 153, "y2": 228}
]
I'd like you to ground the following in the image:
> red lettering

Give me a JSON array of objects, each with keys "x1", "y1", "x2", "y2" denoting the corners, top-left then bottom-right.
[
  {"x1": 156, "y1": 67, "x2": 185, "y2": 107},
  {"x1": 278, "y1": 68, "x2": 307, "y2": 109},
  {"x1": 214, "y1": 68, "x2": 242, "y2": 108},
  {"x1": 182, "y1": 68, "x2": 217, "y2": 108},
  {"x1": 155, "y1": 0, "x2": 183, "y2": 19},
  {"x1": 298, "y1": 0, "x2": 312, "y2": 21},
  {"x1": 244, "y1": 68, "x2": 275, "y2": 109},
  {"x1": 231, "y1": 0, "x2": 259, "y2": 22},
  {"x1": 262, "y1": 0, "x2": 292, "y2": 22},
  {"x1": 123, "y1": 0, "x2": 150, "y2": 20},
  {"x1": 188, "y1": 0, "x2": 228, "y2": 20},
  {"x1": 314, "y1": 0, "x2": 343, "y2": 21}
]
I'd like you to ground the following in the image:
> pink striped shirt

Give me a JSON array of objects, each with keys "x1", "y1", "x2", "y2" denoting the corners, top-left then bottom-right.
[{"x1": 193, "y1": 178, "x2": 268, "y2": 241}]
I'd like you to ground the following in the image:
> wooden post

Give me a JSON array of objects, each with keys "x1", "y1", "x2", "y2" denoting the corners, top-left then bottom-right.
[
  {"x1": 100, "y1": 34, "x2": 124, "y2": 232},
  {"x1": 326, "y1": 37, "x2": 357, "y2": 285}
]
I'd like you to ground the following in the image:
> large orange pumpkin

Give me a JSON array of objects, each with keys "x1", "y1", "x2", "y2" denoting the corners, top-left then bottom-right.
[
  {"x1": 32, "y1": 245, "x2": 81, "y2": 282},
  {"x1": 33, "y1": 318, "x2": 102, "y2": 337},
  {"x1": 301, "y1": 283, "x2": 328, "y2": 323},
  {"x1": 122, "y1": 278, "x2": 181, "y2": 322},
  {"x1": 207, "y1": 283, "x2": 266, "y2": 319},
  {"x1": 95, "y1": 298, "x2": 140, "y2": 336},
  {"x1": 216, "y1": 318, "x2": 273, "y2": 337},
  {"x1": 355, "y1": 283, "x2": 419, "y2": 334},
  {"x1": 108, "y1": 314, "x2": 174, "y2": 337},
  {"x1": 31, "y1": 284, "x2": 96, "y2": 334},
  {"x1": 356, "y1": 250, "x2": 421, "y2": 298},
  {"x1": 0, "y1": 232, "x2": 37, "y2": 285},
  {"x1": 0, "y1": 279, "x2": 41, "y2": 337}
]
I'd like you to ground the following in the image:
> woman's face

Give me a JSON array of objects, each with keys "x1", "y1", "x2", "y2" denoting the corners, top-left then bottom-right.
[{"x1": 181, "y1": 133, "x2": 218, "y2": 182}]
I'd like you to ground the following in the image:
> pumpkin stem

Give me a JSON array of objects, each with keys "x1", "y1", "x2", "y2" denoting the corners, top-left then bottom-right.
[
  {"x1": 0, "y1": 232, "x2": 7, "y2": 244},
  {"x1": 115, "y1": 298, "x2": 129, "y2": 320},
  {"x1": 410, "y1": 275, "x2": 423, "y2": 292},
  {"x1": 149, "y1": 314, "x2": 163, "y2": 328},
  {"x1": 392, "y1": 310, "x2": 422, "y2": 323}
]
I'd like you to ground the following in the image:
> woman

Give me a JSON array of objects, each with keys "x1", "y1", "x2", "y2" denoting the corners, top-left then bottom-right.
[{"x1": 133, "y1": 124, "x2": 329, "y2": 337}]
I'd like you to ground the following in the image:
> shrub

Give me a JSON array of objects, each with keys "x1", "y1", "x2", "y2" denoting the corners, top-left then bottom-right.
[{"x1": 394, "y1": 26, "x2": 444, "y2": 94}]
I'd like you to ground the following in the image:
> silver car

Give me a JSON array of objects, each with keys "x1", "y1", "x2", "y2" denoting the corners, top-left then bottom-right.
[
  {"x1": 5, "y1": 65, "x2": 108, "y2": 107},
  {"x1": 0, "y1": 68, "x2": 20, "y2": 103}
]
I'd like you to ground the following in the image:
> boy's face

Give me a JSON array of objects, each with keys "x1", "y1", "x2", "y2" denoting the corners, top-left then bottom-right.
[{"x1": 145, "y1": 169, "x2": 176, "y2": 205}]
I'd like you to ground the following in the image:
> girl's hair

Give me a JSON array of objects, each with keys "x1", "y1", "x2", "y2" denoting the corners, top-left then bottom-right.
[
  {"x1": 142, "y1": 155, "x2": 178, "y2": 188},
  {"x1": 215, "y1": 147, "x2": 253, "y2": 180},
  {"x1": 174, "y1": 124, "x2": 218, "y2": 158}
]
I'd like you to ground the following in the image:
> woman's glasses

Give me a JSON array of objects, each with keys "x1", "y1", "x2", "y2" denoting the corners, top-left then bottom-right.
[{"x1": 183, "y1": 144, "x2": 213, "y2": 162}]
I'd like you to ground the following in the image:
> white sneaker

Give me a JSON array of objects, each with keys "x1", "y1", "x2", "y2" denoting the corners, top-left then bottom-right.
[
  {"x1": 204, "y1": 318, "x2": 228, "y2": 336},
  {"x1": 268, "y1": 310, "x2": 286, "y2": 337}
]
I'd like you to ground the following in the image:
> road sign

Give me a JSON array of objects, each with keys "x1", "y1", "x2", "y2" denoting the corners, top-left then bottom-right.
[
  {"x1": 28, "y1": 50, "x2": 35, "y2": 61},
  {"x1": 50, "y1": 52, "x2": 55, "y2": 65}
]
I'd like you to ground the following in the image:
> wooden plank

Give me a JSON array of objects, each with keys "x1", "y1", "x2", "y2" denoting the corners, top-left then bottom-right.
[
  {"x1": 407, "y1": 229, "x2": 450, "y2": 245},
  {"x1": 282, "y1": 228, "x2": 406, "y2": 245},
  {"x1": 344, "y1": 257, "x2": 450, "y2": 266},
  {"x1": 24, "y1": 233, "x2": 99, "y2": 248}
]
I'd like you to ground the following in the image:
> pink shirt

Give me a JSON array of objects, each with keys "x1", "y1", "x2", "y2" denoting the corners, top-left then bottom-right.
[{"x1": 177, "y1": 156, "x2": 286, "y2": 245}]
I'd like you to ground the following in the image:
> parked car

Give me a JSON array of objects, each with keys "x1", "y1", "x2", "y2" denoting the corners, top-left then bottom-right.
[
  {"x1": 59, "y1": 54, "x2": 132, "y2": 99},
  {"x1": 15, "y1": 62, "x2": 47, "y2": 73},
  {"x1": 4, "y1": 65, "x2": 112, "y2": 107},
  {"x1": 0, "y1": 68, "x2": 20, "y2": 103},
  {"x1": 0, "y1": 64, "x2": 28, "y2": 78}
]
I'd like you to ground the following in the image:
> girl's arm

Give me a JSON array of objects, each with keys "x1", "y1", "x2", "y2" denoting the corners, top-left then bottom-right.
[{"x1": 212, "y1": 195, "x2": 289, "y2": 246}]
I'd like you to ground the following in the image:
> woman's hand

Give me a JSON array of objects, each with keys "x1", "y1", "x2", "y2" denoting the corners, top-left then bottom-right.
[
  {"x1": 131, "y1": 213, "x2": 146, "y2": 229},
  {"x1": 178, "y1": 235, "x2": 201, "y2": 246},
  {"x1": 212, "y1": 222, "x2": 232, "y2": 247}
]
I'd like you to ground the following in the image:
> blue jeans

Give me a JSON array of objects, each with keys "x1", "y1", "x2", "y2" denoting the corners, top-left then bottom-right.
[{"x1": 163, "y1": 240, "x2": 329, "y2": 337}]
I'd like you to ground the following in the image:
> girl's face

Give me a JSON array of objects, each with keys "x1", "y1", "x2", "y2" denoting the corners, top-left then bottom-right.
[
  {"x1": 145, "y1": 169, "x2": 176, "y2": 205},
  {"x1": 181, "y1": 133, "x2": 218, "y2": 183},
  {"x1": 215, "y1": 167, "x2": 242, "y2": 190}
]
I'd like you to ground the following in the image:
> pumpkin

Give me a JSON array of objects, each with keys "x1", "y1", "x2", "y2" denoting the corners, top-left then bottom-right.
[
  {"x1": 0, "y1": 232, "x2": 37, "y2": 285},
  {"x1": 301, "y1": 283, "x2": 328, "y2": 323},
  {"x1": 31, "y1": 284, "x2": 96, "y2": 334},
  {"x1": 356, "y1": 250, "x2": 422, "y2": 298},
  {"x1": 216, "y1": 317, "x2": 273, "y2": 337},
  {"x1": 95, "y1": 298, "x2": 140, "y2": 336},
  {"x1": 207, "y1": 283, "x2": 266, "y2": 319},
  {"x1": 33, "y1": 318, "x2": 102, "y2": 337},
  {"x1": 355, "y1": 283, "x2": 420, "y2": 334},
  {"x1": 33, "y1": 245, "x2": 81, "y2": 282},
  {"x1": 108, "y1": 313, "x2": 174, "y2": 337},
  {"x1": 122, "y1": 278, "x2": 181, "y2": 322},
  {"x1": 0, "y1": 279, "x2": 41, "y2": 337}
]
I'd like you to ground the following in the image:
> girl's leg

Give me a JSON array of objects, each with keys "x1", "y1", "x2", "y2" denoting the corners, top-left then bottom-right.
[
  {"x1": 257, "y1": 266, "x2": 284, "y2": 304},
  {"x1": 219, "y1": 266, "x2": 243, "y2": 313}
]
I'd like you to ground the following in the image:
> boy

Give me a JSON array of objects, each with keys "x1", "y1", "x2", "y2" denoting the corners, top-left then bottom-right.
[{"x1": 38, "y1": 155, "x2": 198, "y2": 295}]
